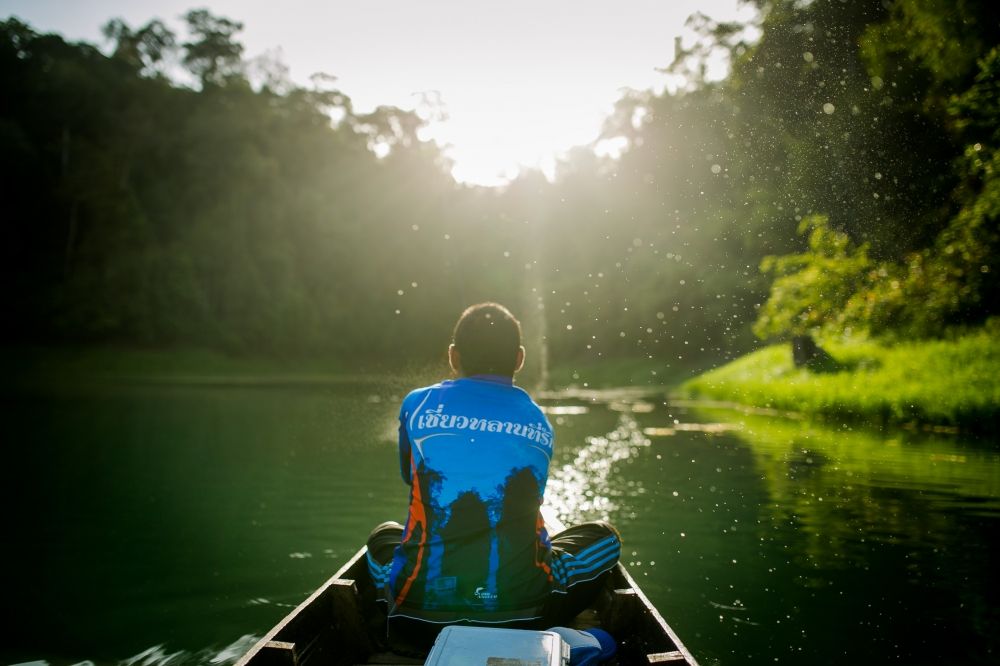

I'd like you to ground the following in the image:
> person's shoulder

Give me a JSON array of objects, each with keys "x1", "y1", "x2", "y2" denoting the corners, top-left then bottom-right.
[
  {"x1": 400, "y1": 380, "x2": 454, "y2": 409},
  {"x1": 511, "y1": 386, "x2": 552, "y2": 430},
  {"x1": 510, "y1": 383, "x2": 542, "y2": 407}
]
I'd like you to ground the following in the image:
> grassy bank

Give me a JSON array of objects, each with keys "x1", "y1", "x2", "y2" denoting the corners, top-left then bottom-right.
[{"x1": 679, "y1": 327, "x2": 1000, "y2": 432}]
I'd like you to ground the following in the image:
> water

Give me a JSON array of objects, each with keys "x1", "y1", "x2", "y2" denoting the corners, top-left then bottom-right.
[{"x1": 4, "y1": 380, "x2": 998, "y2": 665}]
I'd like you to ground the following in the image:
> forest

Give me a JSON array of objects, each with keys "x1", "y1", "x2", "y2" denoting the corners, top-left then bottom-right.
[{"x1": 2, "y1": 0, "x2": 997, "y2": 376}]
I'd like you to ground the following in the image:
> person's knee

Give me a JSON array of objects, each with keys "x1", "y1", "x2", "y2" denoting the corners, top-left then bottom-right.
[
  {"x1": 571, "y1": 520, "x2": 622, "y2": 544},
  {"x1": 595, "y1": 520, "x2": 622, "y2": 544},
  {"x1": 367, "y1": 521, "x2": 404, "y2": 553},
  {"x1": 368, "y1": 520, "x2": 404, "y2": 538}
]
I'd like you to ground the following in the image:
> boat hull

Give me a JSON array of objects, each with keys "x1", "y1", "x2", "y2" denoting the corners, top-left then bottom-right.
[{"x1": 237, "y1": 522, "x2": 699, "y2": 665}]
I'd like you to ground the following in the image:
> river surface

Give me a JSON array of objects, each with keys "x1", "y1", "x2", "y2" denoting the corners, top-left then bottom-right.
[{"x1": 4, "y1": 379, "x2": 999, "y2": 665}]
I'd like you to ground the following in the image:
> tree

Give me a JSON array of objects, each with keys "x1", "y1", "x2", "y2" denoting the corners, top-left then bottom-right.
[
  {"x1": 854, "y1": 46, "x2": 1000, "y2": 337},
  {"x1": 747, "y1": 0, "x2": 1000, "y2": 343},
  {"x1": 753, "y1": 216, "x2": 872, "y2": 341},
  {"x1": 102, "y1": 18, "x2": 176, "y2": 77},
  {"x1": 181, "y1": 9, "x2": 244, "y2": 87}
]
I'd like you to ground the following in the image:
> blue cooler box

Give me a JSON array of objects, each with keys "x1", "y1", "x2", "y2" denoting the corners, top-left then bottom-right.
[{"x1": 424, "y1": 626, "x2": 570, "y2": 665}]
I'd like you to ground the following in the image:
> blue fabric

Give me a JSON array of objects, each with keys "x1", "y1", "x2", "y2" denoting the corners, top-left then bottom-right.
[
  {"x1": 582, "y1": 629, "x2": 617, "y2": 659},
  {"x1": 367, "y1": 551, "x2": 390, "y2": 586},
  {"x1": 549, "y1": 534, "x2": 621, "y2": 587},
  {"x1": 547, "y1": 627, "x2": 617, "y2": 665},
  {"x1": 388, "y1": 377, "x2": 555, "y2": 617}
]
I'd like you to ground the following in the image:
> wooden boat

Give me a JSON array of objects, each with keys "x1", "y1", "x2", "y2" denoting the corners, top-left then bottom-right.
[{"x1": 236, "y1": 513, "x2": 700, "y2": 666}]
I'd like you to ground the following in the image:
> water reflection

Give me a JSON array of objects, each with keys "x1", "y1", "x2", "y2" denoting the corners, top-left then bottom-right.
[
  {"x1": 704, "y1": 406, "x2": 1000, "y2": 564},
  {"x1": 609, "y1": 400, "x2": 657, "y2": 413},
  {"x1": 643, "y1": 422, "x2": 741, "y2": 436},
  {"x1": 691, "y1": 404, "x2": 1000, "y2": 664},
  {"x1": 7, "y1": 384, "x2": 998, "y2": 666},
  {"x1": 545, "y1": 413, "x2": 651, "y2": 522},
  {"x1": 540, "y1": 405, "x2": 590, "y2": 415},
  {"x1": 543, "y1": 394, "x2": 1000, "y2": 665}
]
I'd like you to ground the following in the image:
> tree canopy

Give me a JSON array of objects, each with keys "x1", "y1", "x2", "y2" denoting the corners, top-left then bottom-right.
[{"x1": 1, "y1": 1, "x2": 996, "y2": 370}]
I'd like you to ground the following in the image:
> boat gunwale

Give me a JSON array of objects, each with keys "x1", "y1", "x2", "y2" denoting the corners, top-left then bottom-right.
[{"x1": 234, "y1": 546, "x2": 369, "y2": 666}]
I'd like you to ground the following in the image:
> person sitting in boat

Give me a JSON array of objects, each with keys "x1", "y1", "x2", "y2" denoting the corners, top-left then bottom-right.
[{"x1": 366, "y1": 302, "x2": 622, "y2": 649}]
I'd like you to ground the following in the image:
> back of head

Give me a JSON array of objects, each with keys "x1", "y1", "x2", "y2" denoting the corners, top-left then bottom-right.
[{"x1": 452, "y1": 302, "x2": 523, "y2": 377}]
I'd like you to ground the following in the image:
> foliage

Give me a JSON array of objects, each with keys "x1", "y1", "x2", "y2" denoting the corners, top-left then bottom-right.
[
  {"x1": 1, "y1": 1, "x2": 997, "y2": 372},
  {"x1": 0, "y1": 14, "x2": 472, "y2": 360},
  {"x1": 753, "y1": 216, "x2": 872, "y2": 340},
  {"x1": 860, "y1": 0, "x2": 998, "y2": 102},
  {"x1": 858, "y1": 41, "x2": 1000, "y2": 338},
  {"x1": 751, "y1": 0, "x2": 1000, "y2": 341},
  {"x1": 181, "y1": 9, "x2": 245, "y2": 86},
  {"x1": 102, "y1": 18, "x2": 175, "y2": 77},
  {"x1": 722, "y1": 0, "x2": 955, "y2": 258}
]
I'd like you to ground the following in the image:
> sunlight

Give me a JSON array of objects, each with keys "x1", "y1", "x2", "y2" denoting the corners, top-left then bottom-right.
[
  {"x1": 414, "y1": 19, "x2": 749, "y2": 187},
  {"x1": 421, "y1": 90, "x2": 607, "y2": 186}
]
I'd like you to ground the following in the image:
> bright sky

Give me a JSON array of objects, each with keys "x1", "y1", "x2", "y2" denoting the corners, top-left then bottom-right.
[{"x1": 1, "y1": 0, "x2": 756, "y2": 186}]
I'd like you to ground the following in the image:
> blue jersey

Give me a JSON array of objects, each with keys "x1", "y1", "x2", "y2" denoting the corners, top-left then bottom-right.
[{"x1": 386, "y1": 375, "x2": 554, "y2": 621}]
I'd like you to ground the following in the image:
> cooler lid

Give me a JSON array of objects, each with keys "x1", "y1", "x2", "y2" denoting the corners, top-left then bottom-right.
[{"x1": 423, "y1": 626, "x2": 570, "y2": 666}]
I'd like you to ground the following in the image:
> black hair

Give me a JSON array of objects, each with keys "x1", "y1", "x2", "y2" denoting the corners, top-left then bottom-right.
[{"x1": 451, "y1": 302, "x2": 523, "y2": 377}]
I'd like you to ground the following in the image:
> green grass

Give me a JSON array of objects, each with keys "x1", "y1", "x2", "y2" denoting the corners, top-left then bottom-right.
[{"x1": 679, "y1": 328, "x2": 1000, "y2": 431}]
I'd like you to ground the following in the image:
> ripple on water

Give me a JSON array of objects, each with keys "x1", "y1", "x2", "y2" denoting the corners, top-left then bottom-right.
[
  {"x1": 545, "y1": 413, "x2": 651, "y2": 522},
  {"x1": 540, "y1": 405, "x2": 589, "y2": 415},
  {"x1": 209, "y1": 635, "x2": 260, "y2": 665},
  {"x1": 10, "y1": 634, "x2": 267, "y2": 666},
  {"x1": 122, "y1": 645, "x2": 186, "y2": 666}
]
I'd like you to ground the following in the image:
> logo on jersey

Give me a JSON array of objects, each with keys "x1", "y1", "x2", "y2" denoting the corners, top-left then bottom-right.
[{"x1": 474, "y1": 586, "x2": 498, "y2": 601}]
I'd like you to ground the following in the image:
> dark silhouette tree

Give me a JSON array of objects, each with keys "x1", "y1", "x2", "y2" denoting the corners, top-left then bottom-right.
[{"x1": 181, "y1": 8, "x2": 244, "y2": 86}]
